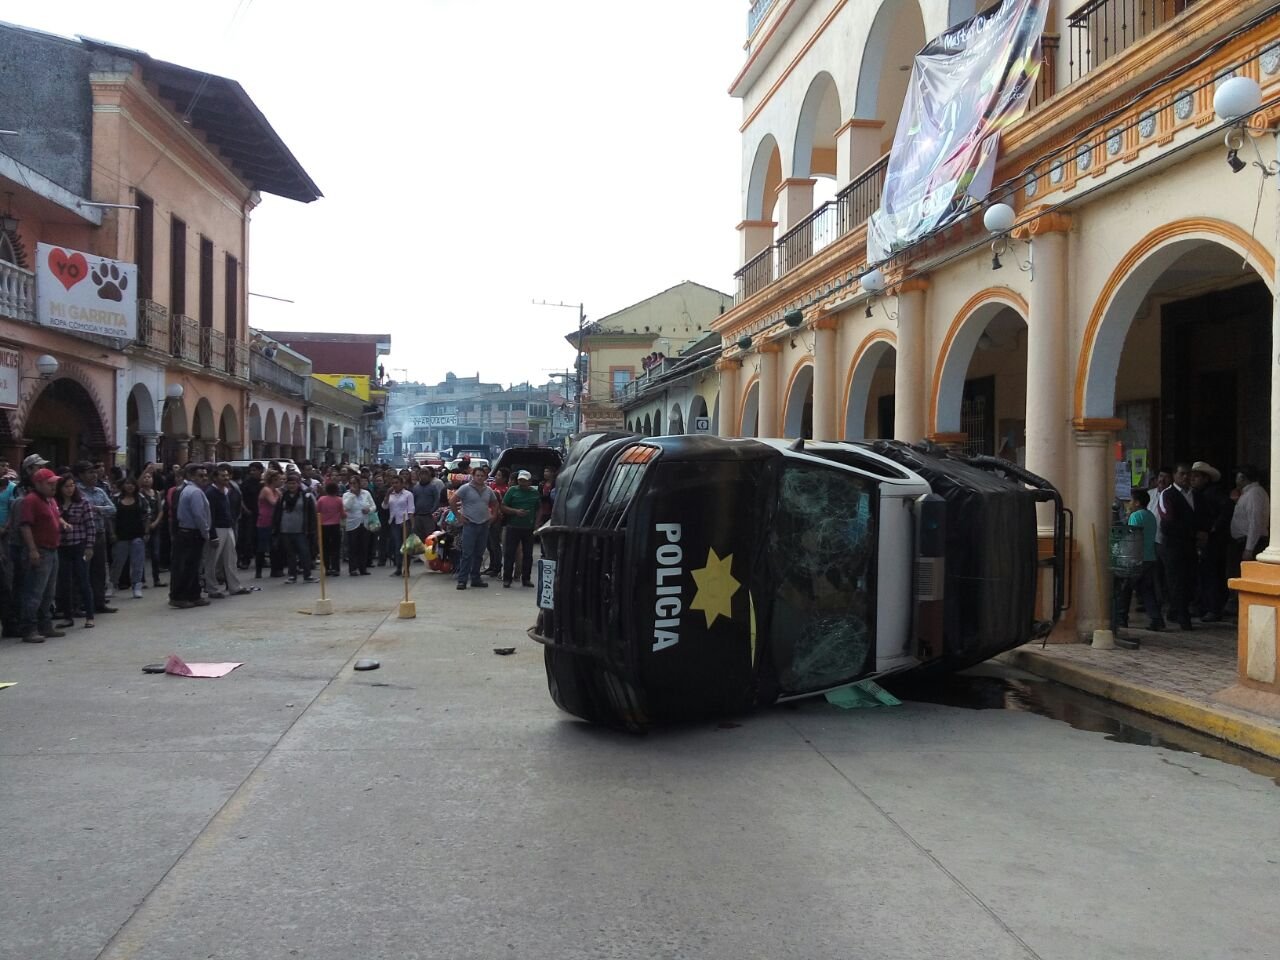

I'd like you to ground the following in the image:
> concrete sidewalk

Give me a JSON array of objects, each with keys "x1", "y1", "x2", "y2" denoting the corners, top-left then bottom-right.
[{"x1": 1004, "y1": 624, "x2": 1280, "y2": 760}]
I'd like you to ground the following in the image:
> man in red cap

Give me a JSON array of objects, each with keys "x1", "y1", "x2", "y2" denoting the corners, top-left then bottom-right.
[{"x1": 18, "y1": 467, "x2": 67, "y2": 642}]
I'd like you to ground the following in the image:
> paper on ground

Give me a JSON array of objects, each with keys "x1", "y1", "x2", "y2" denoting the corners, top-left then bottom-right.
[
  {"x1": 164, "y1": 654, "x2": 243, "y2": 679},
  {"x1": 0, "y1": 682, "x2": 15, "y2": 691}
]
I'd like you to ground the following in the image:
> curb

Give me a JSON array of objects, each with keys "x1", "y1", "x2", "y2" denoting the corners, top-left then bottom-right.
[{"x1": 1002, "y1": 648, "x2": 1280, "y2": 762}]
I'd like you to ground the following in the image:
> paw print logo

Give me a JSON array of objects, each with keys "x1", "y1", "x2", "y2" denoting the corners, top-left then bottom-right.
[{"x1": 91, "y1": 260, "x2": 128, "y2": 302}]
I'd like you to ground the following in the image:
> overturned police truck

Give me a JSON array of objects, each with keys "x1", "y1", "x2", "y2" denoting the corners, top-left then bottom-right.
[{"x1": 529, "y1": 433, "x2": 1070, "y2": 729}]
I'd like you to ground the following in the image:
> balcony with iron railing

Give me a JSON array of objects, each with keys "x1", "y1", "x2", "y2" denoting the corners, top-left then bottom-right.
[
  {"x1": 735, "y1": 153, "x2": 890, "y2": 303},
  {"x1": 1067, "y1": 0, "x2": 1202, "y2": 83},
  {"x1": 747, "y1": 0, "x2": 778, "y2": 38},
  {"x1": 136, "y1": 299, "x2": 169, "y2": 352},
  {"x1": 250, "y1": 349, "x2": 308, "y2": 398},
  {"x1": 200, "y1": 326, "x2": 226, "y2": 372},
  {"x1": 170, "y1": 314, "x2": 200, "y2": 364}
]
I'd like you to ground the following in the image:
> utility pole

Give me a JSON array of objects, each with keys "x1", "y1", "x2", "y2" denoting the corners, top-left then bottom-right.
[{"x1": 533, "y1": 299, "x2": 586, "y2": 433}]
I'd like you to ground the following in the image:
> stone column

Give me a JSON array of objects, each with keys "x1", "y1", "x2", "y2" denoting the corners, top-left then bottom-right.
[
  {"x1": 138, "y1": 432, "x2": 159, "y2": 469},
  {"x1": 1018, "y1": 212, "x2": 1072, "y2": 534},
  {"x1": 893, "y1": 279, "x2": 928, "y2": 443},
  {"x1": 773, "y1": 178, "x2": 816, "y2": 232},
  {"x1": 835, "y1": 119, "x2": 885, "y2": 187},
  {"x1": 737, "y1": 219, "x2": 777, "y2": 265},
  {"x1": 758, "y1": 343, "x2": 783, "y2": 438},
  {"x1": 811, "y1": 318, "x2": 839, "y2": 441},
  {"x1": 716, "y1": 358, "x2": 740, "y2": 438},
  {"x1": 1074, "y1": 428, "x2": 1115, "y2": 639},
  {"x1": 172, "y1": 435, "x2": 190, "y2": 466}
]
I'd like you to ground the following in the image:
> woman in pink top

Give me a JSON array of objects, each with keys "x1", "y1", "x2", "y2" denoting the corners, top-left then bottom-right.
[
  {"x1": 255, "y1": 471, "x2": 282, "y2": 579},
  {"x1": 316, "y1": 481, "x2": 344, "y2": 576}
]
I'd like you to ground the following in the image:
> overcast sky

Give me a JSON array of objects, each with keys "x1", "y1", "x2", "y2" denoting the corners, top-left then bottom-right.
[{"x1": 22, "y1": 1, "x2": 745, "y2": 386}]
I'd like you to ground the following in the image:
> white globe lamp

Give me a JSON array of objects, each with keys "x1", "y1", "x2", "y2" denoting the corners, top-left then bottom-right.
[
  {"x1": 983, "y1": 202, "x2": 1017, "y2": 235},
  {"x1": 1214, "y1": 76, "x2": 1262, "y2": 121}
]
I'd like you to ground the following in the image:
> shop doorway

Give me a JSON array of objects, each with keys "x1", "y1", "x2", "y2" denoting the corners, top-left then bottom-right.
[{"x1": 1160, "y1": 281, "x2": 1270, "y2": 473}]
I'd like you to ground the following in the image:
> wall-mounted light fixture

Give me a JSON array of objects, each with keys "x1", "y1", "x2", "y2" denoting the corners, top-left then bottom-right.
[
  {"x1": 860, "y1": 268, "x2": 885, "y2": 318},
  {"x1": 165, "y1": 382, "x2": 185, "y2": 401},
  {"x1": 984, "y1": 202, "x2": 1033, "y2": 277},
  {"x1": 1214, "y1": 76, "x2": 1277, "y2": 177},
  {"x1": 34, "y1": 354, "x2": 58, "y2": 378}
]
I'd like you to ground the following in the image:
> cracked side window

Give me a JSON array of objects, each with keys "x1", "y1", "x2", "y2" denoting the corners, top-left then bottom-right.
[{"x1": 767, "y1": 461, "x2": 876, "y2": 695}]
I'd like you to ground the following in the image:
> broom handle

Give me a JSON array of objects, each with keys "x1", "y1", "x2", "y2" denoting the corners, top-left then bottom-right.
[{"x1": 315, "y1": 498, "x2": 327, "y2": 601}]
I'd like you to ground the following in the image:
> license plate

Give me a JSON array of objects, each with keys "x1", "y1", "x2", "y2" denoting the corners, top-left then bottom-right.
[{"x1": 537, "y1": 559, "x2": 556, "y2": 610}]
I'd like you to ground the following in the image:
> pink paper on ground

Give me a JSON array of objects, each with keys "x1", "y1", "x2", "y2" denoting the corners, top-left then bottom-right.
[{"x1": 163, "y1": 654, "x2": 243, "y2": 679}]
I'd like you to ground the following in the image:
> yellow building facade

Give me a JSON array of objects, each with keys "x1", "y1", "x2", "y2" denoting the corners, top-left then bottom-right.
[{"x1": 715, "y1": 0, "x2": 1280, "y2": 694}]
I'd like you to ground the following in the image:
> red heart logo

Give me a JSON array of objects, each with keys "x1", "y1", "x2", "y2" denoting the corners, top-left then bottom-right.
[{"x1": 47, "y1": 248, "x2": 89, "y2": 291}]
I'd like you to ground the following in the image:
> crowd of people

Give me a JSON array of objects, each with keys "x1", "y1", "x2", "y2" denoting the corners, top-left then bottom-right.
[
  {"x1": 1117, "y1": 460, "x2": 1270, "y2": 634},
  {"x1": 0, "y1": 453, "x2": 558, "y2": 644}
]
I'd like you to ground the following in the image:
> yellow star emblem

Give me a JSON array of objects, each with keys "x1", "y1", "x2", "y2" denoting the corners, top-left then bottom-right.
[{"x1": 690, "y1": 549, "x2": 741, "y2": 628}]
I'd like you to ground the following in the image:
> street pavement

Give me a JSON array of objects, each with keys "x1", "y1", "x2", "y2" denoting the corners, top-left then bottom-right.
[{"x1": 2, "y1": 566, "x2": 1277, "y2": 960}]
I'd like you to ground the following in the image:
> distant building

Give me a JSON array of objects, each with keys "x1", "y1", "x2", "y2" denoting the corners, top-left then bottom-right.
[
  {"x1": 257, "y1": 330, "x2": 391, "y2": 464},
  {"x1": 387, "y1": 372, "x2": 574, "y2": 457},
  {"x1": 568, "y1": 281, "x2": 732, "y2": 432}
]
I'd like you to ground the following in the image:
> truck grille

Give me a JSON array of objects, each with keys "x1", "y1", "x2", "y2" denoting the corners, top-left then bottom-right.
[{"x1": 543, "y1": 527, "x2": 628, "y2": 660}]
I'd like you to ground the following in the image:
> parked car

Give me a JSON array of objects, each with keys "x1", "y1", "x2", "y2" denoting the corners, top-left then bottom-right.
[{"x1": 529, "y1": 433, "x2": 1068, "y2": 729}]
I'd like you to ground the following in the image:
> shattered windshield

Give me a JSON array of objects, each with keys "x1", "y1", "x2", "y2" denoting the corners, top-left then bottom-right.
[{"x1": 766, "y1": 461, "x2": 877, "y2": 695}]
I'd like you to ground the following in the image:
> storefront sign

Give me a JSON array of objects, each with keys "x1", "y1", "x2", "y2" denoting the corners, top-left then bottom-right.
[
  {"x1": 408, "y1": 414, "x2": 458, "y2": 428},
  {"x1": 35, "y1": 242, "x2": 137, "y2": 339},
  {"x1": 0, "y1": 348, "x2": 18, "y2": 409},
  {"x1": 866, "y1": 0, "x2": 1048, "y2": 262}
]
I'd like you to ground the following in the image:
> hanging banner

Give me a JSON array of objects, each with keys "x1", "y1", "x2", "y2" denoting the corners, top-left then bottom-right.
[
  {"x1": 35, "y1": 242, "x2": 137, "y2": 339},
  {"x1": 314, "y1": 373, "x2": 371, "y2": 401},
  {"x1": 866, "y1": 0, "x2": 1047, "y2": 263}
]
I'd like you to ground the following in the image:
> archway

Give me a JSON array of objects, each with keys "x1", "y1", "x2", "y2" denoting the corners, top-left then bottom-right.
[
  {"x1": 782, "y1": 362, "x2": 814, "y2": 439},
  {"x1": 264, "y1": 408, "x2": 279, "y2": 452},
  {"x1": 626, "y1": 419, "x2": 634, "y2": 433},
  {"x1": 310, "y1": 418, "x2": 325, "y2": 462},
  {"x1": 792, "y1": 73, "x2": 842, "y2": 260},
  {"x1": 248, "y1": 403, "x2": 263, "y2": 454},
  {"x1": 192, "y1": 398, "x2": 216, "y2": 462},
  {"x1": 126, "y1": 382, "x2": 158, "y2": 473},
  {"x1": 342, "y1": 427, "x2": 356, "y2": 460},
  {"x1": 1084, "y1": 234, "x2": 1273, "y2": 479},
  {"x1": 740, "y1": 380, "x2": 760, "y2": 438},
  {"x1": 219, "y1": 404, "x2": 240, "y2": 461},
  {"x1": 745, "y1": 134, "x2": 783, "y2": 223},
  {"x1": 853, "y1": 0, "x2": 928, "y2": 173},
  {"x1": 24, "y1": 377, "x2": 109, "y2": 468},
  {"x1": 292, "y1": 416, "x2": 305, "y2": 454},
  {"x1": 845, "y1": 333, "x2": 897, "y2": 440},
  {"x1": 653, "y1": 410, "x2": 662, "y2": 436},
  {"x1": 326, "y1": 424, "x2": 341, "y2": 460},
  {"x1": 934, "y1": 295, "x2": 1028, "y2": 458},
  {"x1": 642, "y1": 414, "x2": 652, "y2": 437},
  {"x1": 669, "y1": 403, "x2": 684, "y2": 435},
  {"x1": 689, "y1": 395, "x2": 709, "y2": 434}
]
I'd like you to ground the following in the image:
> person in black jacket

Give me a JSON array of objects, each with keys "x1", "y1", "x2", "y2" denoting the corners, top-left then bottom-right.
[
  {"x1": 272, "y1": 474, "x2": 317, "y2": 584},
  {"x1": 1158, "y1": 463, "x2": 1198, "y2": 630}
]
